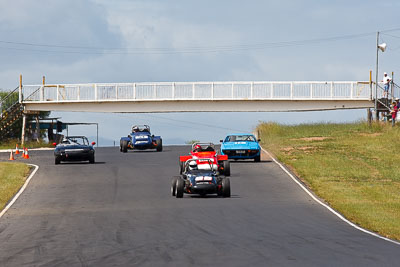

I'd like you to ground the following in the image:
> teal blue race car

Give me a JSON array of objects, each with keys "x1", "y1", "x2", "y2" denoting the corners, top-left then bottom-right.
[{"x1": 220, "y1": 134, "x2": 261, "y2": 162}]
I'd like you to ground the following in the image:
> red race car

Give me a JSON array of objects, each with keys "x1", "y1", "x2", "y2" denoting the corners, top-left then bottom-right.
[{"x1": 179, "y1": 142, "x2": 230, "y2": 176}]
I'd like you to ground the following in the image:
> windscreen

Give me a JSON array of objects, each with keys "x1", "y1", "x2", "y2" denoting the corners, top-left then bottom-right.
[
  {"x1": 67, "y1": 137, "x2": 89, "y2": 146},
  {"x1": 225, "y1": 135, "x2": 256, "y2": 142}
]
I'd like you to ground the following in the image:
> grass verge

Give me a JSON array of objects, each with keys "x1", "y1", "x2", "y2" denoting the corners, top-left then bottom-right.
[
  {"x1": 0, "y1": 162, "x2": 31, "y2": 212},
  {"x1": 0, "y1": 139, "x2": 53, "y2": 150},
  {"x1": 257, "y1": 121, "x2": 400, "y2": 241}
]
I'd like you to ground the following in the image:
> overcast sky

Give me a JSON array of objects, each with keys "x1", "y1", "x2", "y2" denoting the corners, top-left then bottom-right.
[{"x1": 1, "y1": 0, "x2": 400, "y2": 145}]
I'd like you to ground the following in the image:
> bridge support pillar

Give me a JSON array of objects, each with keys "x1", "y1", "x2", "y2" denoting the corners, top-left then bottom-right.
[
  {"x1": 367, "y1": 108, "x2": 372, "y2": 125},
  {"x1": 21, "y1": 113, "x2": 26, "y2": 145}
]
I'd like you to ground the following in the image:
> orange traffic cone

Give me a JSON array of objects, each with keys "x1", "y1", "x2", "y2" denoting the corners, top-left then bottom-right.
[
  {"x1": 15, "y1": 144, "x2": 20, "y2": 155},
  {"x1": 24, "y1": 148, "x2": 30, "y2": 159},
  {"x1": 21, "y1": 148, "x2": 26, "y2": 158},
  {"x1": 9, "y1": 150, "x2": 15, "y2": 160}
]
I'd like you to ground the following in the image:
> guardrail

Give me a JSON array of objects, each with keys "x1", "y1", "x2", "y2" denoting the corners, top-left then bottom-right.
[{"x1": 21, "y1": 81, "x2": 373, "y2": 103}]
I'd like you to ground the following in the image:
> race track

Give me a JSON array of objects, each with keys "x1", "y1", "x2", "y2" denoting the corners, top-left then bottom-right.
[{"x1": 0, "y1": 146, "x2": 399, "y2": 266}]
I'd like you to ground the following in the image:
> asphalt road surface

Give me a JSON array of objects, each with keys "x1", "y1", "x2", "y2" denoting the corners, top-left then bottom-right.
[{"x1": 0, "y1": 146, "x2": 399, "y2": 266}]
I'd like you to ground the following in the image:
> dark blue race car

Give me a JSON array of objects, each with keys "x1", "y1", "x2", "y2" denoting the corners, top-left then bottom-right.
[
  {"x1": 120, "y1": 125, "x2": 162, "y2": 152},
  {"x1": 54, "y1": 136, "x2": 96, "y2": 165},
  {"x1": 220, "y1": 134, "x2": 261, "y2": 162},
  {"x1": 171, "y1": 159, "x2": 231, "y2": 198}
]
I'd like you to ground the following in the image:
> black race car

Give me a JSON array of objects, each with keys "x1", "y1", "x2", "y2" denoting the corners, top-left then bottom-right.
[
  {"x1": 54, "y1": 136, "x2": 96, "y2": 165},
  {"x1": 171, "y1": 159, "x2": 231, "y2": 198}
]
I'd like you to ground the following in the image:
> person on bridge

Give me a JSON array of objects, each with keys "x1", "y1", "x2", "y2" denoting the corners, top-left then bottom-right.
[{"x1": 382, "y1": 72, "x2": 392, "y2": 98}]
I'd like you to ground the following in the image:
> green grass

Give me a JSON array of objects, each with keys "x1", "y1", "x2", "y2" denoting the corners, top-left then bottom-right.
[
  {"x1": 0, "y1": 162, "x2": 31, "y2": 211},
  {"x1": 0, "y1": 139, "x2": 53, "y2": 150},
  {"x1": 257, "y1": 121, "x2": 400, "y2": 240}
]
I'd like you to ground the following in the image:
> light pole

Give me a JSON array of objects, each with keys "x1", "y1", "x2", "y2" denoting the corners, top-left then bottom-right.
[{"x1": 375, "y1": 31, "x2": 387, "y2": 120}]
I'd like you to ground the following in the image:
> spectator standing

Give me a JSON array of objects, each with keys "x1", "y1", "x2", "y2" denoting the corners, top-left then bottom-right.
[
  {"x1": 382, "y1": 72, "x2": 392, "y2": 98},
  {"x1": 391, "y1": 102, "x2": 398, "y2": 127}
]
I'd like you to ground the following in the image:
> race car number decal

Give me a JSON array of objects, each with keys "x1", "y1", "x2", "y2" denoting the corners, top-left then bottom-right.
[
  {"x1": 198, "y1": 158, "x2": 214, "y2": 162},
  {"x1": 195, "y1": 176, "x2": 213, "y2": 182},
  {"x1": 136, "y1": 135, "x2": 148, "y2": 139}
]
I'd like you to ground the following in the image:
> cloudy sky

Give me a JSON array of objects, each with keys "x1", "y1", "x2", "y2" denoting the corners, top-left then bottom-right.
[{"x1": 1, "y1": 0, "x2": 400, "y2": 145}]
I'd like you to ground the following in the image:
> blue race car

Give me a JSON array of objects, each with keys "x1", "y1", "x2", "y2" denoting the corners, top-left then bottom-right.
[
  {"x1": 120, "y1": 125, "x2": 162, "y2": 152},
  {"x1": 220, "y1": 134, "x2": 261, "y2": 162}
]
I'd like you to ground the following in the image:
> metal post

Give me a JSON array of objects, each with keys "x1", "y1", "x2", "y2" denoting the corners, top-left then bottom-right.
[
  {"x1": 56, "y1": 85, "x2": 59, "y2": 101},
  {"x1": 369, "y1": 70, "x2": 372, "y2": 100},
  {"x1": 290, "y1": 82, "x2": 293, "y2": 99},
  {"x1": 271, "y1": 83, "x2": 274, "y2": 98},
  {"x1": 19, "y1": 74, "x2": 22, "y2": 103},
  {"x1": 96, "y1": 123, "x2": 99, "y2": 147},
  {"x1": 391, "y1": 71, "x2": 394, "y2": 98},
  {"x1": 35, "y1": 115, "x2": 40, "y2": 143},
  {"x1": 211, "y1": 82, "x2": 214, "y2": 100},
  {"x1": 41, "y1": 76, "x2": 45, "y2": 101},
  {"x1": 375, "y1": 31, "x2": 379, "y2": 120},
  {"x1": 21, "y1": 113, "x2": 26, "y2": 146},
  {"x1": 367, "y1": 108, "x2": 372, "y2": 126},
  {"x1": 251, "y1": 82, "x2": 254, "y2": 99}
]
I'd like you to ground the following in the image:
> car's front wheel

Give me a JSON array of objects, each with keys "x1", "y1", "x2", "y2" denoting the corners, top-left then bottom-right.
[
  {"x1": 254, "y1": 154, "x2": 261, "y2": 162},
  {"x1": 176, "y1": 178, "x2": 185, "y2": 198},
  {"x1": 121, "y1": 140, "x2": 128, "y2": 153},
  {"x1": 89, "y1": 154, "x2": 95, "y2": 164},
  {"x1": 223, "y1": 160, "x2": 231, "y2": 176},
  {"x1": 222, "y1": 177, "x2": 231, "y2": 198},
  {"x1": 171, "y1": 176, "x2": 179, "y2": 196},
  {"x1": 156, "y1": 139, "x2": 163, "y2": 152},
  {"x1": 55, "y1": 156, "x2": 61, "y2": 165}
]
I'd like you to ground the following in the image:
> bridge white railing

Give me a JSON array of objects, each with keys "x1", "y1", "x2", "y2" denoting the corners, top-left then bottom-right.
[{"x1": 20, "y1": 81, "x2": 372, "y2": 103}]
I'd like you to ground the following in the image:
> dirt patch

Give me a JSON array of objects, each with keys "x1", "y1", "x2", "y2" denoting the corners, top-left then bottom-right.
[
  {"x1": 297, "y1": 146, "x2": 314, "y2": 151},
  {"x1": 294, "y1": 137, "x2": 329, "y2": 141},
  {"x1": 358, "y1": 133, "x2": 383, "y2": 137}
]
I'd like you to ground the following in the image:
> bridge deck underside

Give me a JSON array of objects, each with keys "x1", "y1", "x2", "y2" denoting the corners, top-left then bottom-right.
[{"x1": 23, "y1": 99, "x2": 374, "y2": 113}]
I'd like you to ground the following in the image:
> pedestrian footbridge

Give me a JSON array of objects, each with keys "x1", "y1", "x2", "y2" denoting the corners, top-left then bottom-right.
[{"x1": 20, "y1": 81, "x2": 374, "y2": 113}]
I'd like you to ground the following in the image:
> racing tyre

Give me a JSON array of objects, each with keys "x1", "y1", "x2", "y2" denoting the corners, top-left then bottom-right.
[
  {"x1": 223, "y1": 160, "x2": 231, "y2": 176},
  {"x1": 222, "y1": 177, "x2": 231, "y2": 198},
  {"x1": 156, "y1": 139, "x2": 163, "y2": 152},
  {"x1": 119, "y1": 141, "x2": 122, "y2": 152},
  {"x1": 171, "y1": 176, "x2": 179, "y2": 196},
  {"x1": 179, "y1": 161, "x2": 184, "y2": 174},
  {"x1": 55, "y1": 156, "x2": 61, "y2": 165},
  {"x1": 89, "y1": 154, "x2": 95, "y2": 164},
  {"x1": 254, "y1": 154, "x2": 261, "y2": 162},
  {"x1": 121, "y1": 140, "x2": 128, "y2": 153},
  {"x1": 176, "y1": 178, "x2": 185, "y2": 198}
]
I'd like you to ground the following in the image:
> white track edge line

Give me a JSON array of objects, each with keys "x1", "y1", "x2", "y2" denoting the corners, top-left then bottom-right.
[
  {"x1": 0, "y1": 164, "x2": 39, "y2": 219},
  {"x1": 262, "y1": 147, "x2": 400, "y2": 246}
]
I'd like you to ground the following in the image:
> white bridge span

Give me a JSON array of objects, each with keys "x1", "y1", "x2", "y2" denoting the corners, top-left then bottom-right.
[{"x1": 21, "y1": 81, "x2": 374, "y2": 112}]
